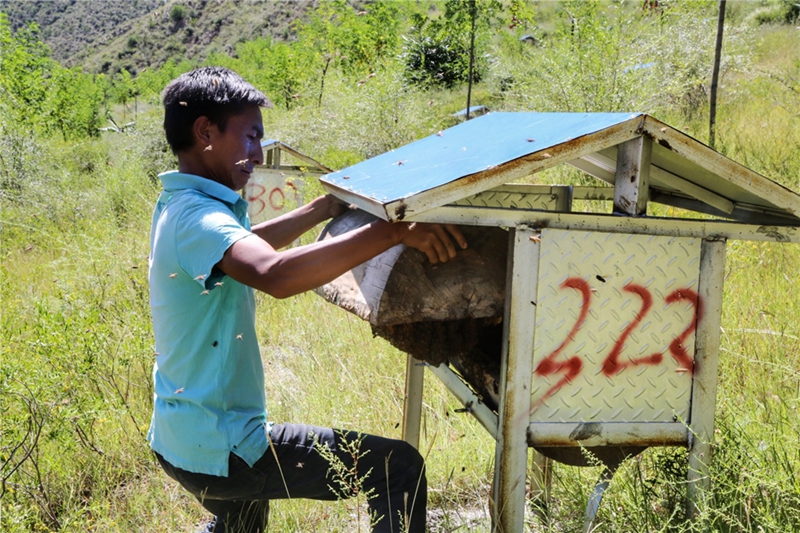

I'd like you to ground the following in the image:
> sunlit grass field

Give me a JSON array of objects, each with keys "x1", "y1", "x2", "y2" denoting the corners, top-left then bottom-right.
[{"x1": 3, "y1": 18, "x2": 800, "y2": 533}]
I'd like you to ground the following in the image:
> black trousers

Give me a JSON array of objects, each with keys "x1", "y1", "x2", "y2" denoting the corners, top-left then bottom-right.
[{"x1": 156, "y1": 423, "x2": 427, "y2": 533}]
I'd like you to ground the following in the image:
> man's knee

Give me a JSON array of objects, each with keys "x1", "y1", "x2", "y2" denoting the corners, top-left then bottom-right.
[{"x1": 391, "y1": 440, "x2": 426, "y2": 484}]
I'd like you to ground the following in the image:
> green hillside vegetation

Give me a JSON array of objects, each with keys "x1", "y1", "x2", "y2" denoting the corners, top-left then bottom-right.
[
  {"x1": 0, "y1": 0, "x2": 319, "y2": 76},
  {"x1": 3, "y1": 0, "x2": 800, "y2": 531},
  {"x1": 0, "y1": 0, "x2": 162, "y2": 67}
]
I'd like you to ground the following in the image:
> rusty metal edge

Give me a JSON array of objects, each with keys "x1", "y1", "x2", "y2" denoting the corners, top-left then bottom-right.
[
  {"x1": 408, "y1": 207, "x2": 800, "y2": 243},
  {"x1": 528, "y1": 422, "x2": 689, "y2": 447},
  {"x1": 641, "y1": 116, "x2": 800, "y2": 216},
  {"x1": 377, "y1": 118, "x2": 643, "y2": 222}
]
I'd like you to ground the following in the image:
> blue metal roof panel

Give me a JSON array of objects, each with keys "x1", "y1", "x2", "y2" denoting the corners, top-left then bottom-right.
[{"x1": 322, "y1": 112, "x2": 641, "y2": 204}]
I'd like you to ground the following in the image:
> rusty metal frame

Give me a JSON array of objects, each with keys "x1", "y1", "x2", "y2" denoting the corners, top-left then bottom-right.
[
  {"x1": 686, "y1": 238, "x2": 726, "y2": 517},
  {"x1": 492, "y1": 226, "x2": 540, "y2": 532},
  {"x1": 401, "y1": 356, "x2": 425, "y2": 450},
  {"x1": 528, "y1": 422, "x2": 688, "y2": 447},
  {"x1": 427, "y1": 363, "x2": 499, "y2": 440},
  {"x1": 409, "y1": 206, "x2": 800, "y2": 243},
  {"x1": 614, "y1": 136, "x2": 652, "y2": 216}
]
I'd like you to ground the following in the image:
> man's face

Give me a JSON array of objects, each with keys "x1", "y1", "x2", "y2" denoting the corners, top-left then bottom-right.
[{"x1": 204, "y1": 105, "x2": 264, "y2": 191}]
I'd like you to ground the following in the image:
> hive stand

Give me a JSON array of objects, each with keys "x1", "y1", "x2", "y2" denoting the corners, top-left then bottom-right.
[{"x1": 312, "y1": 113, "x2": 800, "y2": 532}]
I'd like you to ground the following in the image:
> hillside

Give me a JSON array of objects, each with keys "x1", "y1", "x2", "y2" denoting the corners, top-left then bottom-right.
[
  {"x1": 0, "y1": 0, "x2": 315, "y2": 75},
  {"x1": 0, "y1": 0, "x2": 161, "y2": 67}
]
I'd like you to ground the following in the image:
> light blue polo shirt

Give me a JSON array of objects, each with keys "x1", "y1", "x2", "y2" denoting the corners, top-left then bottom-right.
[{"x1": 148, "y1": 171, "x2": 268, "y2": 477}]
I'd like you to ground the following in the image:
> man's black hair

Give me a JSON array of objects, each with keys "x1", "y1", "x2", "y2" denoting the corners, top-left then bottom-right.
[{"x1": 162, "y1": 66, "x2": 273, "y2": 154}]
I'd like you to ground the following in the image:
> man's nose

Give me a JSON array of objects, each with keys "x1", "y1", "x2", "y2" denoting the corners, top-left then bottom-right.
[{"x1": 252, "y1": 144, "x2": 264, "y2": 166}]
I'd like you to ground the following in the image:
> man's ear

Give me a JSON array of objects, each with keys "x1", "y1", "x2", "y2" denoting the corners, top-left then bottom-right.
[{"x1": 192, "y1": 116, "x2": 214, "y2": 149}]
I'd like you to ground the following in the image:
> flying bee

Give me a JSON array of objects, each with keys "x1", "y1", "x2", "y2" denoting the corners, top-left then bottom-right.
[
  {"x1": 235, "y1": 159, "x2": 248, "y2": 166},
  {"x1": 204, "y1": 145, "x2": 213, "y2": 152},
  {"x1": 169, "y1": 273, "x2": 178, "y2": 278},
  {"x1": 201, "y1": 290, "x2": 210, "y2": 295},
  {"x1": 179, "y1": 101, "x2": 188, "y2": 106},
  {"x1": 194, "y1": 274, "x2": 206, "y2": 281},
  {"x1": 215, "y1": 282, "x2": 224, "y2": 287},
  {"x1": 175, "y1": 388, "x2": 184, "y2": 394},
  {"x1": 236, "y1": 334, "x2": 243, "y2": 340}
]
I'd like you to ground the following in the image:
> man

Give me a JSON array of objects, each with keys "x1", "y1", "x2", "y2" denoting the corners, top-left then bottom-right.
[{"x1": 148, "y1": 66, "x2": 467, "y2": 533}]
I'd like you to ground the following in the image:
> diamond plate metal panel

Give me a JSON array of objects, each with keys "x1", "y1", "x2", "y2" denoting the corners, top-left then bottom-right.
[
  {"x1": 530, "y1": 229, "x2": 701, "y2": 423},
  {"x1": 450, "y1": 190, "x2": 558, "y2": 210},
  {"x1": 245, "y1": 170, "x2": 303, "y2": 225}
]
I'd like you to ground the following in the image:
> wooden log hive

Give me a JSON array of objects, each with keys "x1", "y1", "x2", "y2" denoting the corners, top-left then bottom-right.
[{"x1": 315, "y1": 210, "x2": 509, "y2": 409}]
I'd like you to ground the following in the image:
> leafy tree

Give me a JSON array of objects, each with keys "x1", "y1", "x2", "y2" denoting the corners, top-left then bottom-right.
[
  {"x1": 134, "y1": 58, "x2": 195, "y2": 102},
  {"x1": 401, "y1": 0, "x2": 501, "y2": 90},
  {"x1": 0, "y1": 13, "x2": 51, "y2": 120},
  {"x1": 112, "y1": 68, "x2": 138, "y2": 122},
  {"x1": 43, "y1": 66, "x2": 104, "y2": 140},
  {"x1": 207, "y1": 38, "x2": 312, "y2": 111},
  {"x1": 0, "y1": 13, "x2": 104, "y2": 140},
  {"x1": 297, "y1": 0, "x2": 404, "y2": 106}
]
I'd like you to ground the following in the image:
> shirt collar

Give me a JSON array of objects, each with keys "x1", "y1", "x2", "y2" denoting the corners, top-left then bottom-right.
[{"x1": 158, "y1": 171, "x2": 244, "y2": 207}]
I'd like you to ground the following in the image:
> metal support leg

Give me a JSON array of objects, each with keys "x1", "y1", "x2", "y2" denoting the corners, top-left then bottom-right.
[
  {"x1": 583, "y1": 464, "x2": 620, "y2": 533},
  {"x1": 402, "y1": 354, "x2": 424, "y2": 450},
  {"x1": 687, "y1": 238, "x2": 726, "y2": 518},
  {"x1": 493, "y1": 227, "x2": 540, "y2": 532}
]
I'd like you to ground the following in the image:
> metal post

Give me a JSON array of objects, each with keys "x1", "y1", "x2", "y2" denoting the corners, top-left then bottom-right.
[
  {"x1": 614, "y1": 136, "x2": 652, "y2": 216},
  {"x1": 687, "y1": 238, "x2": 726, "y2": 517},
  {"x1": 493, "y1": 227, "x2": 540, "y2": 532},
  {"x1": 402, "y1": 354, "x2": 424, "y2": 450}
]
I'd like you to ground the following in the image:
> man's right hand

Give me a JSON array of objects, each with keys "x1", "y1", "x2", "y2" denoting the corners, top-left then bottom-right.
[{"x1": 396, "y1": 222, "x2": 468, "y2": 264}]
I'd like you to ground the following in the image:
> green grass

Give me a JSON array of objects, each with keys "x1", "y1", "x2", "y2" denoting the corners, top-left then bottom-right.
[{"x1": 4, "y1": 13, "x2": 800, "y2": 533}]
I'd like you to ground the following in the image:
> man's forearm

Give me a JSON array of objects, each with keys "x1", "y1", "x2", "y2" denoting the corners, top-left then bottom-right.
[
  {"x1": 221, "y1": 219, "x2": 403, "y2": 299},
  {"x1": 250, "y1": 195, "x2": 340, "y2": 249}
]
